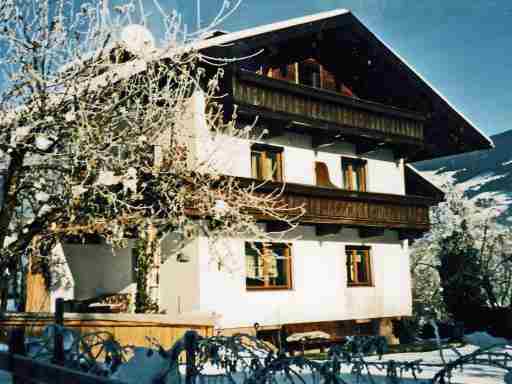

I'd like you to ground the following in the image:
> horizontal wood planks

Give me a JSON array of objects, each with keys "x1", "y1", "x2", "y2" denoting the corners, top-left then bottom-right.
[
  {"x1": 281, "y1": 194, "x2": 430, "y2": 229},
  {"x1": 241, "y1": 178, "x2": 432, "y2": 230},
  {"x1": 0, "y1": 314, "x2": 214, "y2": 350},
  {"x1": 233, "y1": 72, "x2": 424, "y2": 142}
]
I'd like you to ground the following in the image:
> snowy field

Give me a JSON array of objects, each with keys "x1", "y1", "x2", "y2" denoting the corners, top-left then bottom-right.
[
  {"x1": 0, "y1": 344, "x2": 508, "y2": 383},
  {"x1": 360, "y1": 345, "x2": 508, "y2": 383}
]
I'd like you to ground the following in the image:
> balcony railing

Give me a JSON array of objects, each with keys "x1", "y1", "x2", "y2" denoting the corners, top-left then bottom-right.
[
  {"x1": 232, "y1": 70, "x2": 426, "y2": 146},
  {"x1": 241, "y1": 178, "x2": 435, "y2": 231}
]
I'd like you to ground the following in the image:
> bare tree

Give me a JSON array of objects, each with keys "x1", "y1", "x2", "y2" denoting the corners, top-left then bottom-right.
[{"x1": 0, "y1": 0, "x2": 301, "y2": 312}]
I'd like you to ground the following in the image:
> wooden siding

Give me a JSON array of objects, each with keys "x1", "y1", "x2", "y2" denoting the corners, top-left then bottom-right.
[
  {"x1": 283, "y1": 194, "x2": 430, "y2": 229},
  {"x1": 242, "y1": 179, "x2": 433, "y2": 231},
  {"x1": 232, "y1": 70, "x2": 425, "y2": 144},
  {"x1": 0, "y1": 313, "x2": 215, "y2": 350}
]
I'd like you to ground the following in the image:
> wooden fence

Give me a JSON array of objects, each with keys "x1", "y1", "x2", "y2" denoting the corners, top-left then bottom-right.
[
  {"x1": 0, "y1": 312, "x2": 214, "y2": 349},
  {"x1": 0, "y1": 298, "x2": 215, "y2": 384},
  {"x1": 0, "y1": 311, "x2": 215, "y2": 350},
  {"x1": 0, "y1": 327, "x2": 205, "y2": 384}
]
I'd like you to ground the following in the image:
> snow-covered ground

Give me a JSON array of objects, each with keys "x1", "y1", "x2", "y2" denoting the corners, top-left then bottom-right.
[
  {"x1": 0, "y1": 371, "x2": 10, "y2": 384},
  {"x1": 0, "y1": 344, "x2": 10, "y2": 384},
  {"x1": 113, "y1": 344, "x2": 508, "y2": 384},
  {"x1": 1, "y1": 345, "x2": 509, "y2": 383},
  {"x1": 361, "y1": 345, "x2": 507, "y2": 383}
]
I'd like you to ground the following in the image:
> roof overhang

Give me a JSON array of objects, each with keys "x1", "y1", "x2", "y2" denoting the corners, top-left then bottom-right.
[{"x1": 190, "y1": 10, "x2": 494, "y2": 161}]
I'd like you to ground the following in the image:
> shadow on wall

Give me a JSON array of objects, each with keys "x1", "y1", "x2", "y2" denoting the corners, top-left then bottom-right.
[{"x1": 63, "y1": 242, "x2": 136, "y2": 300}]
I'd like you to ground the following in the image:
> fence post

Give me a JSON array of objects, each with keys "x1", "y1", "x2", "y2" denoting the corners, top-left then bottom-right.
[
  {"x1": 8, "y1": 327, "x2": 26, "y2": 384},
  {"x1": 185, "y1": 330, "x2": 199, "y2": 384},
  {"x1": 53, "y1": 298, "x2": 65, "y2": 365}
]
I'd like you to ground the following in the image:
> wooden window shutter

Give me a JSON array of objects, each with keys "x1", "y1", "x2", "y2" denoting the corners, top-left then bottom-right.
[
  {"x1": 320, "y1": 65, "x2": 337, "y2": 91},
  {"x1": 359, "y1": 165, "x2": 367, "y2": 192}
]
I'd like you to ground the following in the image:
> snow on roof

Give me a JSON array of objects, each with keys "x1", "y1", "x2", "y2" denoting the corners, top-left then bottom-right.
[{"x1": 162, "y1": 9, "x2": 350, "y2": 56}]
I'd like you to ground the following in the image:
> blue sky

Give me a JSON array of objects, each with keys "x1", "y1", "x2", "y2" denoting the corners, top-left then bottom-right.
[{"x1": 163, "y1": 0, "x2": 511, "y2": 137}]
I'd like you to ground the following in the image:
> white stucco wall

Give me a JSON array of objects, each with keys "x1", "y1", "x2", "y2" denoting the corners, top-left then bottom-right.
[
  {"x1": 159, "y1": 237, "x2": 201, "y2": 316},
  {"x1": 176, "y1": 226, "x2": 412, "y2": 329},
  {"x1": 181, "y1": 92, "x2": 406, "y2": 194},
  {"x1": 59, "y1": 92, "x2": 410, "y2": 325}
]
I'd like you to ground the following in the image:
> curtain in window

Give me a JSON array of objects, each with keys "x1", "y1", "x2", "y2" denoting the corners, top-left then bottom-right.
[
  {"x1": 245, "y1": 246, "x2": 279, "y2": 279},
  {"x1": 261, "y1": 155, "x2": 273, "y2": 180},
  {"x1": 263, "y1": 249, "x2": 279, "y2": 278},
  {"x1": 251, "y1": 152, "x2": 261, "y2": 179},
  {"x1": 246, "y1": 253, "x2": 263, "y2": 279}
]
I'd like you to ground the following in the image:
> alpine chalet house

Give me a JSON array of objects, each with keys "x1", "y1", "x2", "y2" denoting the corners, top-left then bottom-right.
[{"x1": 52, "y1": 10, "x2": 493, "y2": 344}]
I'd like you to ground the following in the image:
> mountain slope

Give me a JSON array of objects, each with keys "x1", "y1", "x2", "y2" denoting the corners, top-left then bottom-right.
[{"x1": 415, "y1": 129, "x2": 512, "y2": 225}]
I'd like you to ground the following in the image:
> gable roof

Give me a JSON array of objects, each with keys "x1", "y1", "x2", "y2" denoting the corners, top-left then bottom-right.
[{"x1": 180, "y1": 9, "x2": 493, "y2": 161}]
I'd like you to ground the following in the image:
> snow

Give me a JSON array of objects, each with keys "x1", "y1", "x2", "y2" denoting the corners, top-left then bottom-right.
[
  {"x1": 469, "y1": 191, "x2": 512, "y2": 218},
  {"x1": 1, "y1": 344, "x2": 509, "y2": 384},
  {"x1": 359, "y1": 345, "x2": 507, "y2": 383},
  {"x1": 0, "y1": 344, "x2": 10, "y2": 384},
  {"x1": 419, "y1": 169, "x2": 461, "y2": 188},
  {"x1": 112, "y1": 347, "x2": 173, "y2": 383},
  {"x1": 0, "y1": 371, "x2": 11, "y2": 384},
  {"x1": 458, "y1": 172, "x2": 508, "y2": 192},
  {"x1": 110, "y1": 343, "x2": 509, "y2": 384},
  {"x1": 172, "y1": 9, "x2": 350, "y2": 54},
  {"x1": 464, "y1": 332, "x2": 508, "y2": 349}
]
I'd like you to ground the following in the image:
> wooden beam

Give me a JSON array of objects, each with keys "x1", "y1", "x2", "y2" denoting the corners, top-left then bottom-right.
[
  {"x1": 266, "y1": 221, "x2": 292, "y2": 233},
  {"x1": 355, "y1": 141, "x2": 385, "y2": 156},
  {"x1": 236, "y1": 103, "x2": 424, "y2": 148},
  {"x1": 264, "y1": 121, "x2": 286, "y2": 139},
  {"x1": 312, "y1": 134, "x2": 337, "y2": 149},
  {"x1": 398, "y1": 229, "x2": 424, "y2": 242},
  {"x1": 359, "y1": 227, "x2": 385, "y2": 238},
  {"x1": 316, "y1": 224, "x2": 343, "y2": 236}
]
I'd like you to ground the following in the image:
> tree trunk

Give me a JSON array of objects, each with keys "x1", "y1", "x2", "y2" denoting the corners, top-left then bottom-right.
[
  {"x1": 0, "y1": 151, "x2": 24, "y2": 247},
  {"x1": 0, "y1": 151, "x2": 25, "y2": 313}
]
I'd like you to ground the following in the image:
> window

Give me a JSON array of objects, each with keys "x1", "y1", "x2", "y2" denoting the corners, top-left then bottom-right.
[
  {"x1": 342, "y1": 157, "x2": 367, "y2": 191},
  {"x1": 346, "y1": 246, "x2": 372, "y2": 286},
  {"x1": 246, "y1": 242, "x2": 292, "y2": 290},
  {"x1": 298, "y1": 60, "x2": 321, "y2": 88},
  {"x1": 251, "y1": 144, "x2": 283, "y2": 182}
]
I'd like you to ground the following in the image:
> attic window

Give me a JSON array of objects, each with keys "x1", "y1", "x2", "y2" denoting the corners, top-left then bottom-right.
[{"x1": 298, "y1": 60, "x2": 321, "y2": 88}]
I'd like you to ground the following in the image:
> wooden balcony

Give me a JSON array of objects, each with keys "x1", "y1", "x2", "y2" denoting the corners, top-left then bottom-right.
[
  {"x1": 231, "y1": 70, "x2": 426, "y2": 148},
  {"x1": 240, "y1": 178, "x2": 436, "y2": 231}
]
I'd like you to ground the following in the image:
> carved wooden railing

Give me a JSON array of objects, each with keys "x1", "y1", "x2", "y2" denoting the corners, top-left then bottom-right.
[
  {"x1": 231, "y1": 70, "x2": 426, "y2": 146},
  {"x1": 241, "y1": 178, "x2": 435, "y2": 231}
]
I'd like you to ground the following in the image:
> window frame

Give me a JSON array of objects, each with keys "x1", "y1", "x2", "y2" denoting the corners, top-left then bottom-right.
[
  {"x1": 342, "y1": 157, "x2": 367, "y2": 192},
  {"x1": 245, "y1": 242, "x2": 293, "y2": 291},
  {"x1": 298, "y1": 60, "x2": 321, "y2": 88},
  {"x1": 346, "y1": 245, "x2": 373, "y2": 287},
  {"x1": 251, "y1": 143, "x2": 284, "y2": 182}
]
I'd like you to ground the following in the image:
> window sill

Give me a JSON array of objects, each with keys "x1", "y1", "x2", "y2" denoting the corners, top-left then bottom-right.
[
  {"x1": 246, "y1": 286, "x2": 293, "y2": 291},
  {"x1": 347, "y1": 283, "x2": 374, "y2": 288}
]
